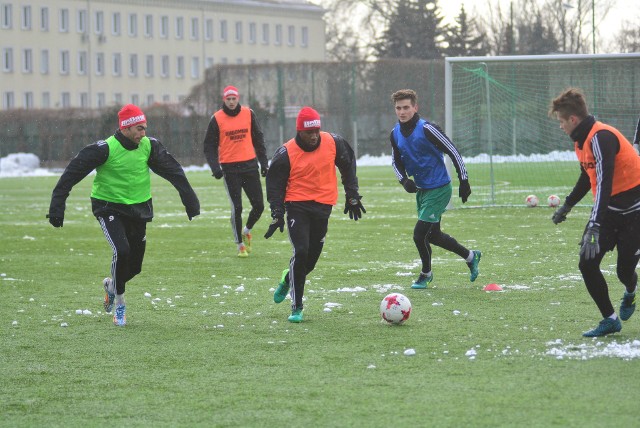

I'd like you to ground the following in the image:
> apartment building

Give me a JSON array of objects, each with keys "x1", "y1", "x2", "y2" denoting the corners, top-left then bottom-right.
[{"x1": 0, "y1": 0, "x2": 325, "y2": 110}]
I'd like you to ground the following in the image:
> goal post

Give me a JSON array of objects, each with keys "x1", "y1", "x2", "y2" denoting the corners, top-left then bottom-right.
[{"x1": 445, "y1": 53, "x2": 640, "y2": 207}]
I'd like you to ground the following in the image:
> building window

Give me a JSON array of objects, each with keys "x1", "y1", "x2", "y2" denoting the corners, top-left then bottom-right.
[
  {"x1": 146, "y1": 94, "x2": 154, "y2": 106},
  {"x1": 40, "y1": 7, "x2": 48, "y2": 31},
  {"x1": 95, "y1": 52, "x2": 104, "y2": 75},
  {"x1": 191, "y1": 56, "x2": 199, "y2": 79},
  {"x1": 128, "y1": 13, "x2": 137, "y2": 36},
  {"x1": 275, "y1": 24, "x2": 282, "y2": 46},
  {"x1": 95, "y1": 11, "x2": 104, "y2": 34},
  {"x1": 59, "y1": 9, "x2": 69, "y2": 32},
  {"x1": 112, "y1": 53, "x2": 121, "y2": 76},
  {"x1": 2, "y1": 4, "x2": 12, "y2": 29},
  {"x1": 114, "y1": 93, "x2": 122, "y2": 104},
  {"x1": 79, "y1": 92, "x2": 89, "y2": 107},
  {"x1": 97, "y1": 92, "x2": 105, "y2": 107},
  {"x1": 22, "y1": 49, "x2": 32, "y2": 73},
  {"x1": 204, "y1": 18, "x2": 213, "y2": 41},
  {"x1": 42, "y1": 92, "x2": 50, "y2": 108},
  {"x1": 3, "y1": 92, "x2": 15, "y2": 109},
  {"x1": 40, "y1": 49, "x2": 49, "y2": 74},
  {"x1": 131, "y1": 94, "x2": 139, "y2": 105},
  {"x1": 112, "y1": 12, "x2": 120, "y2": 35},
  {"x1": 60, "y1": 50, "x2": 70, "y2": 75},
  {"x1": 288, "y1": 25, "x2": 295, "y2": 46},
  {"x1": 301, "y1": 26, "x2": 308, "y2": 47},
  {"x1": 21, "y1": 5, "x2": 31, "y2": 30},
  {"x1": 24, "y1": 92, "x2": 34, "y2": 109},
  {"x1": 220, "y1": 20, "x2": 227, "y2": 41},
  {"x1": 129, "y1": 54, "x2": 138, "y2": 76},
  {"x1": 77, "y1": 9, "x2": 87, "y2": 34},
  {"x1": 160, "y1": 16, "x2": 168, "y2": 38},
  {"x1": 176, "y1": 56, "x2": 184, "y2": 78},
  {"x1": 235, "y1": 21, "x2": 242, "y2": 42},
  {"x1": 144, "y1": 14, "x2": 152, "y2": 37},
  {"x1": 162, "y1": 94, "x2": 170, "y2": 103},
  {"x1": 205, "y1": 57, "x2": 214, "y2": 68},
  {"x1": 78, "y1": 51, "x2": 87, "y2": 75},
  {"x1": 2, "y1": 48, "x2": 13, "y2": 72},
  {"x1": 190, "y1": 17, "x2": 198, "y2": 40},
  {"x1": 61, "y1": 92, "x2": 71, "y2": 108},
  {"x1": 161, "y1": 55, "x2": 169, "y2": 77},
  {"x1": 249, "y1": 22, "x2": 256, "y2": 44},
  {"x1": 145, "y1": 54, "x2": 153, "y2": 77},
  {"x1": 262, "y1": 23, "x2": 269, "y2": 45},
  {"x1": 175, "y1": 17, "x2": 183, "y2": 39}
]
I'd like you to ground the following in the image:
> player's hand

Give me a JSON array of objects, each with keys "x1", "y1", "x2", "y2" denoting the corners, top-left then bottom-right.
[
  {"x1": 46, "y1": 214, "x2": 64, "y2": 228},
  {"x1": 580, "y1": 225, "x2": 600, "y2": 260},
  {"x1": 264, "y1": 215, "x2": 284, "y2": 239},
  {"x1": 551, "y1": 203, "x2": 571, "y2": 224},
  {"x1": 213, "y1": 169, "x2": 223, "y2": 179},
  {"x1": 401, "y1": 178, "x2": 417, "y2": 193},
  {"x1": 343, "y1": 196, "x2": 366, "y2": 221},
  {"x1": 459, "y1": 180, "x2": 471, "y2": 203},
  {"x1": 261, "y1": 166, "x2": 269, "y2": 177}
]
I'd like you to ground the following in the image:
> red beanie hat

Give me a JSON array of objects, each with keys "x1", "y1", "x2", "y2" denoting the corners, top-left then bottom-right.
[
  {"x1": 222, "y1": 85, "x2": 239, "y2": 99},
  {"x1": 296, "y1": 107, "x2": 321, "y2": 131},
  {"x1": 118, "y1": 104, "x2": 146, "y2": 129}
]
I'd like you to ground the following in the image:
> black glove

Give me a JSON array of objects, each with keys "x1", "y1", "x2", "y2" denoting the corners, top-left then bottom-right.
[
  {"x1": 401, "y1": 178, "x2": 417, "y2": 193},
  {"x1": 187, "y1": 208, "x2": 200, "y2": 221},
  {"x1": 213, "y1": 169, "x2": 223, "y2": 180},
  {"x1": 261, "y1": 166, "x2": 269, "y2": 177},
  {"x1": 343, "y1": 196, "x2": 366, "y2": 221},
  {"x1": 551, "y1": 203, "x2": 572, "y2": 224},
  {"x1": 264, "y1": 215, "x2": 284, "y2": 239},
  {"x1": 580, "y1": 225, "x2": 600, "y2": 260},
  {"x1": 459, "y1": 180, "x2": 471, "y2": 203},
  {"x1": 46, "y1": 214, "x2": 63, "y2": 228}
]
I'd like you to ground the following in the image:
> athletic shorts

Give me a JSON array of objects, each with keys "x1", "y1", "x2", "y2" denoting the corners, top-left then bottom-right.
[{"x1": 416, "y1": 182, "x2": 452, "y2": 223}]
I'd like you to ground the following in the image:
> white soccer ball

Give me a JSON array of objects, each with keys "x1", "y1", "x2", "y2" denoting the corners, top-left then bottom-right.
[
  {"x1": 547, "y1": 195, "x2": 560, "y2": 207},
  {"x1": 380, "y1": 293, "x2": 412, "y2": 325},
  {"x1": 525, "y1": 194, "x2": 538, "y2": 207}
]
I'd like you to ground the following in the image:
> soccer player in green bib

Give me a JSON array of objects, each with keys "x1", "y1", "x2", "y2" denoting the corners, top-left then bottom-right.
[
  {"x1": 47, "y1": 104, "x2": 200, "y2": 326},
  {"x1": 390, "y1": 89, "x2": 481, "y2": 289}
]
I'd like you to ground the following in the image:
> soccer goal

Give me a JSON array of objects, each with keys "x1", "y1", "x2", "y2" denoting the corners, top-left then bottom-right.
[{"x1": 445, "y1": 53, "x2": 640, "y2": 207}]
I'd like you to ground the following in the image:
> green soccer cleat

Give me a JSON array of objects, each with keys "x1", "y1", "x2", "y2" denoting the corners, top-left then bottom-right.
[
  {"x1": 582, "y1": 317, "x2": 622, "y2": 337},
  {"x1": 273, "y1": 269, "x2": 290, "y2": 304},
  {"x1": 411, "y1": 272, "x2": 433, "y2": 289},
  {"x1": 467, "y1": 250, "x2": 482, "y2": 282},
  {"x1": 620, "y1": 291, "x2": 636, "y2": 321},
  {"x1": 242, "y1": 232, "x2": 252, "y2": 253},
  {"x1": 288, "y1": 308, "x2": 303, "y2": 323}
]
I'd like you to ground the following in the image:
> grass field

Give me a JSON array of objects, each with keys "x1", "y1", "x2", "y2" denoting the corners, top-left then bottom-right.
[{"x1": 2, "y1": 165, "x2": 639, "y2": 427}]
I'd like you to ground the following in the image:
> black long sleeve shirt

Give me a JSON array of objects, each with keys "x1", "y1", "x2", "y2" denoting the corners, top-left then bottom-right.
[
  {"x1": 202, "y1": 103, "x2": 269, "y2": 175},
  {"x1": 266, "y1": 132, "x2": 360, "y2": 219},
  {"x1": 49, "y1": 130, "x2": 200, "y2": 221}
]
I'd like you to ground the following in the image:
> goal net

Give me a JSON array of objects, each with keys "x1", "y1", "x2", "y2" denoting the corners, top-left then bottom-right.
[{"x1": 445, "y1": 53, "x2": 640, "y2": 207}]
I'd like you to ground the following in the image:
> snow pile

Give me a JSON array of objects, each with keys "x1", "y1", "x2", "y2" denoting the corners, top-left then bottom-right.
[
  {"x1": 546, "y1": 339, "x2": 640, "y2": 360},
  {"x1": 0, "y1": 153, "x2": 55, "y2": 177}
]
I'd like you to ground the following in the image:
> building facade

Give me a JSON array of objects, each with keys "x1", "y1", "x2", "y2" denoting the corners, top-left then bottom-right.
[{"x1": 0, "y1": 0, "x2": 325, "y2": 110}]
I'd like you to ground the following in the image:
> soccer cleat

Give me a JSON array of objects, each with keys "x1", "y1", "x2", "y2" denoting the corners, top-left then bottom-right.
[
  {"x1": 273, "y1": 269, "x2": 290, "y2": 304},
  {"x1": 620, "y1": 291, "x2": 636, "y2": 321},
  {"x1": 582, "y1": 317, "x2": 622, "y2": 337},
  {"x1": 467, "y1": 250, "x2": 482, "y2": 282},
  {"x1": 103, "y1": 277, "x2": 115, "y2": 313},
  {"x1": 237, "y1": 244, "x2": 249, "y2": 258},
  {"x1": 288, "y1": 308, "x2": 303, "y2": 323},
  {"x1": 242, "y1": 232, "x2": 252, "y2": 253},
  {"x1": 411, "y1": 272, "x2": 433, "y2": 289},
  {"x1": 113, "y1": 304, "x2": 126, "y2": 327}
]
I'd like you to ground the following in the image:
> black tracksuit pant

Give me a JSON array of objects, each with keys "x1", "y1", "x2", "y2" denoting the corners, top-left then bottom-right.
[
  {"x1": 223, "y1": 169, "x2": 264, "y2": 244},
  {"x1": 97, "y1": 213, "x2": 147, "y2": 295}
]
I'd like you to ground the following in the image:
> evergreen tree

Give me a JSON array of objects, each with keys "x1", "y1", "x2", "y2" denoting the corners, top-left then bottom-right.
[
  {"x1": 374, "y1": 0, "x2": 446, "y2": 60},
  {"x1": 443, "y1": 4, "x2": 488, "y2": 57}
]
